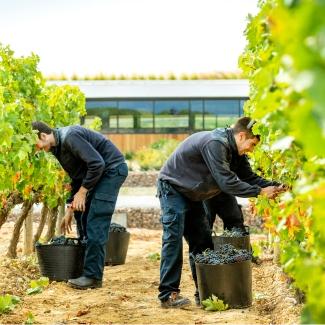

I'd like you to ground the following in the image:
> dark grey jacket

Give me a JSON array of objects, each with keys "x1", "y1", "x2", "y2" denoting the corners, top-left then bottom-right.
[
  {"x1": 159, "y1": 128, "x2": 277, "y2": 201},
  {"x1": 51, "y1": 125, "x2": 125, "y2": 199}
]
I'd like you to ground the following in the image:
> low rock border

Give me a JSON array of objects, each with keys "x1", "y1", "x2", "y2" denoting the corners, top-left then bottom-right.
[
  {"x1": 122, "y1": 171, "x2": 158, "y2": 187},
  {"x1": 115, "y1": 205, "x2": 263, "y2": 231}
]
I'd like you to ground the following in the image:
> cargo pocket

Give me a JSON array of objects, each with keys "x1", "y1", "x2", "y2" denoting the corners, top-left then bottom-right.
[
  {"x1": 93, "y1": 192, "x2": 116, "y2": 218},
  {"x1": 161, "y1": 214, "x2": 179, "y2": 242}
]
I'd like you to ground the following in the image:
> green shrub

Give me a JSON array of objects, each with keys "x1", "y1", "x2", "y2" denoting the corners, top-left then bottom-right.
[
  {"x1": 125, "y1": 151, "x2": 135, "y2": 160},
  {"x1": 150, "y1": 139, "x2": 171, "y2": 150},
  {"x1": 133, "y1": 139, "x2": 179, "y2": 171}
]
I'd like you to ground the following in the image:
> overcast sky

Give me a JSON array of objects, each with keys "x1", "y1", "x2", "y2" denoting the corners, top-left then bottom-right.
[{"x1": 0, "y1": 0, "x2": 258, "y2": 77}]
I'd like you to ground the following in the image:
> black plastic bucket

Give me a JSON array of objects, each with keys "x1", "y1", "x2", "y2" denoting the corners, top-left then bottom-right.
[
  {"x1": 212, "y1": 235, "x2": 251, "y2": 251},
  {"x1": 36, "y1": 240, "x2": 85, "y2": 281},
  {"x1": 196, "y1": 259, "x2": 252, "y2": 308},
  {"x1": 105, "y1": 231, "x2": 130, "y2": 266},
  {"x1": 212, "y1": 227, "x2": 251, "y2": 251}
]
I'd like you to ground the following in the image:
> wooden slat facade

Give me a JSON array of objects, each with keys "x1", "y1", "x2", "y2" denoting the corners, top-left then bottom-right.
[{"x1": 104, "y1": 133, "x2": 188, "y2": 152}]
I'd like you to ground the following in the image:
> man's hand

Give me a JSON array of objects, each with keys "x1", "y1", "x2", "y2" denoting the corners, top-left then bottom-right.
[
  {"x1": 260, "y1": 186, "x2": 279, "y2": 199},
  {"x1": 60, "y1": 207, "x2": 74, "y2": 235},
  {"x1": 276, "y1": 184, "x2": 290, "y2": 194},
  {"x1": 72, "y1": 186, "x2": 88, "y2": 212}
]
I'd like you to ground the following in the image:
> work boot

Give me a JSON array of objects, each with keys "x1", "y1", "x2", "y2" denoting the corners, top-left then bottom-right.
[
  {"x1": 68, "y1": 276, "x2": 102, "y2": 289},
  {"x1": 194, "y1": 293, "x2": 201, "y2": 307},
  {"x1": 161, "y1": 292, "x2": 191, "y2": 309}
]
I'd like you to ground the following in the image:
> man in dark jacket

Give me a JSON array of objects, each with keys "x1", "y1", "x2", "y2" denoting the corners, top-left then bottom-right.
[
  {"x1": 157, "y1": 116, "x2": 284, "y2": 308},
  {"x1": 32, "y1": 122, "x2": 128, "y2": 289}
]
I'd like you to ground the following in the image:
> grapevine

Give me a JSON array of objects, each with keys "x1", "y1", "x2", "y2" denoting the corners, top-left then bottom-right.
[{"x1": 239, "y1": 1, "x2": 325, "y2": 322}]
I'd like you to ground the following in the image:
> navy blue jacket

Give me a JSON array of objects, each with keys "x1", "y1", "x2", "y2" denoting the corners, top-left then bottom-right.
[
  {"x1": 159, "y1": 128, "x2": 278, "y2": 201},
  {"x1": 51, "y1": 125, "x2": 125, "y2": 201}
]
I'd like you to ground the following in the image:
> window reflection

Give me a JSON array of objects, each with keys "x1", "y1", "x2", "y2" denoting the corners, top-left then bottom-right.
[
  {"x1": 86, "y1": 100, "x2": 118, "y2": 130},
  {"x1": 118, "y1": 101, "x2": 153, "y2": 129},
  {"x1": 154, "y1": 100, "x2": 189, "y2": 129},
  {"x1": 190, "y1": 100, "x2": 203, "y2": 130},
  {"x1": 84, "y1": 98, "x2": 246, "y2": 133},
  {"x1": 204, "y1": 100, "x2": 240, "y2": 129}
]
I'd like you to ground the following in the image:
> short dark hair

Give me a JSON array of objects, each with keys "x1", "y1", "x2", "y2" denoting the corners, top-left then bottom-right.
[
  {"x1": 232, "y1": 117, "x2": 260, "y2": 140},
  {"x1": 32, "y1": 121, "x2": 53, "y2": 138}
]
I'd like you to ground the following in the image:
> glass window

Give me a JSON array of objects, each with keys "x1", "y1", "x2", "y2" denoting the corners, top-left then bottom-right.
[
  {"x1": 240, "y1": 99, "x2": 247, "y2": 115},
  {"x1": 190, "y1": 100, "x2": 203, "y2": 130},
  {"x1": 85, "y1": 100, "x2": 118, "y2": 131},
  {"x1": 154, "y1": 100, "x2": 189, "y2": 130},
  {"x1": 85, "y1": 97, "x2": 247, "y2": 134},
  {"x1": 204, "y1": 99, "x2": 240, "y2": 129},
  {"x1": 118, "y1": 101, "x2": 153, "y2": 130}
]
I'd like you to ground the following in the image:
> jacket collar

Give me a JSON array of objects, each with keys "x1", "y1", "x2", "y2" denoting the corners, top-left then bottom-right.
[
  {"x1": 226, "y1": 128, "x2": 239, "y2": 155},
  {"x1": 50, "y1": 128, "x2": 61, "y2": 155}
]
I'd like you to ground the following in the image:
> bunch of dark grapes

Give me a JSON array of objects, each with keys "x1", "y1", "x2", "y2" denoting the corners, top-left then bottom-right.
[
  {"x1": 109, "y1": 223, "x2": 127, "y2": 233},
  {"x1": 222, "y1": 227, "x2": 249, "y2": 237},
  {"x1": 195, "y1": 244, "x2": 252, "y2": 265},
  {"x1": 36, "y1": 235, "x2": 81, "y2": 246}
]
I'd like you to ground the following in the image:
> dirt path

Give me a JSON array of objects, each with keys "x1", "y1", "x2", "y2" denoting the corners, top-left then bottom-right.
[{"x1": 0, "y1": 227, "x2": 301, "y2": 324}]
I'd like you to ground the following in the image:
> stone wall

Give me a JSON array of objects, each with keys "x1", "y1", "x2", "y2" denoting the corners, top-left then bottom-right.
[
  {"x1": 115, "y1": 207, "x2": 161, "y2": 229},
  {"x1": 115, "y1": 204, "x2": 263, "y2": 231},
  {"x1": 122, "y1": 171, "x2": 158, "y2": 187}
]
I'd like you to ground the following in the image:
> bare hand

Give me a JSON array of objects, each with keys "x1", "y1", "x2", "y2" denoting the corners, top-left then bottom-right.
[
  {"x1": 260, "y1": 186, "x2": 279, "y2": 199},
  {"x1": 276, "y1": 184, "x2": 290, "y2": 194},
  {"x1": 60, "y1": 208, "x2": 74, "y2": 235},
  {"x1": 72, "y1": 186, "x2": 88, "y2": 212}
]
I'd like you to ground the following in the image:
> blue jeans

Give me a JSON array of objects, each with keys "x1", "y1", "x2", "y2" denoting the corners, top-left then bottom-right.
[
  {"x1": 75, "y1": 163, "x2": 128, "y2": 280},
  {"x1": 157, "y1": 179, "x2": 213, "y2": 302}
]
